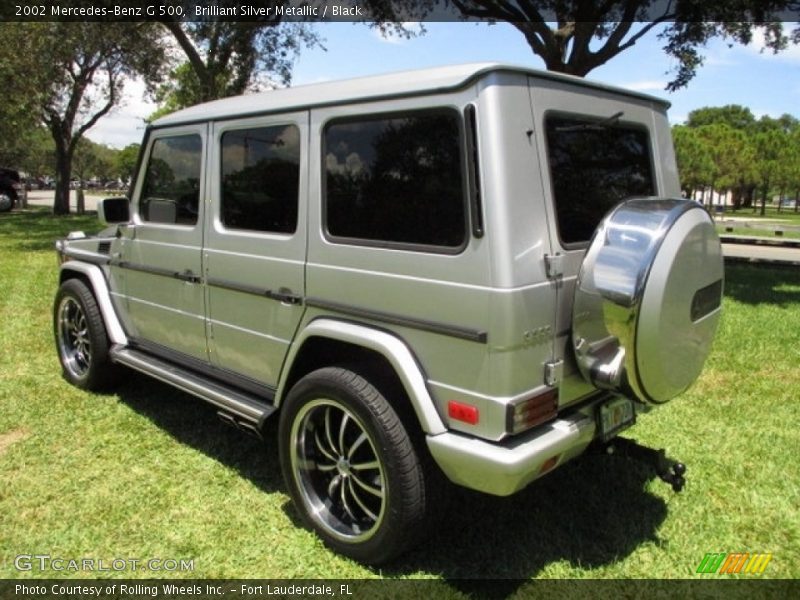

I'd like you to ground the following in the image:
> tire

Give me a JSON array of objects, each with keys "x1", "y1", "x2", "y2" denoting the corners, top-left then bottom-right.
[
  {"x1": 279, "y1": 367, "x2": 429, "y2": 565},
  {"x1": 0, "y1": 192, "x2": 13, "y2": 212},
  {"x1": 54, "y1": 278, "x2": 119, "y2": 390}
]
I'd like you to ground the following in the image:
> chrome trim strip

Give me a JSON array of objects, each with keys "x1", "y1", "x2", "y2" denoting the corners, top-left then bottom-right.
[
  {"x1": 305, "y1": 297, "x2": 487, "y2": 344},
  {"x1": 206, "y1": 277, "x2": 302, "y2": 304},
  {"x1": 114, "y1": 260, "x2": 178, "y2": 279}
]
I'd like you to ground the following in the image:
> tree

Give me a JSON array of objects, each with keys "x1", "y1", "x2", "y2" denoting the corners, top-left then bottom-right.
[
  {"x1": 752, "y1": 128, "x2": 783, "y2": 216},
  {"x1": 155, "y1": 16, "x2": 320, "y2": 114},
  {"x1": 72, "y1": 139, "x2": 113, "y2": 215},
  {"x1": 3, "y1": 22, "x2": 167, "y2": 214},
  {"x1": 446, "y1": 0, "x2": 798, "y2": 90},
  {"x1": 693, "y1": 123, "x2": 755, "y2": 208},
  {"x1": 115, "y1": 144, "x2": 141, "y2": 184},
  {"x1": 672, "y1": 125, "x2": 713, "y2": 200}
]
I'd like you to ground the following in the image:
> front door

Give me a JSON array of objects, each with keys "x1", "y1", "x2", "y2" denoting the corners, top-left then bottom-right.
[{"x1": 115, "y1": 125, "x2": 209, "y2": 363}]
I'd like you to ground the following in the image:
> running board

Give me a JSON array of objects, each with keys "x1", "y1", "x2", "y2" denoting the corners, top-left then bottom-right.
[{"x1": 110, "y1": 345, "x2": 276, "y2": 435}]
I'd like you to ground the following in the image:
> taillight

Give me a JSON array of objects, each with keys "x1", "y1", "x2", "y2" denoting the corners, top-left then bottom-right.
[{"x1": 506, "y1": 388, "x2": 558, "y2": 434}]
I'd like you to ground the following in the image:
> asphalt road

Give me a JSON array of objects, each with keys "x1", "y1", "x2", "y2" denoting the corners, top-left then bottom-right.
[
  {"x1": 20, "y1": 190, "x2": 800, "y2": 266},
  {"x1": 25, "y1": 189, "x2": 102, "y2": 212}
]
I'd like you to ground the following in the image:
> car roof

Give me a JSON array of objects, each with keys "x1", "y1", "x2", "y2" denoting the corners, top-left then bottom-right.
[{"x1": 152, "y1": 62, "x2": 669, "y2": 129}]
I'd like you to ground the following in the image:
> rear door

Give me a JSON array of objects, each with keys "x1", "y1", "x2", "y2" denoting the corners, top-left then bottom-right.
[
  {"x1": 203, "y1": 113, "x2": 308, "y2": 389},
  {"x1": 115, "y1": 125, "x2": 208, "y2": 363},
  {"x1": 528, "y1": 78, "x2": 664, "y2": 403}
]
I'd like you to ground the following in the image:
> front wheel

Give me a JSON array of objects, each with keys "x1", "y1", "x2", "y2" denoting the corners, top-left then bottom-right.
[
  {"x1": 279, "y1": 367, "x2": 430, "y2": 564},
  {"x1": 54, "y1": 278, "x2": 119, "y2": 390}
]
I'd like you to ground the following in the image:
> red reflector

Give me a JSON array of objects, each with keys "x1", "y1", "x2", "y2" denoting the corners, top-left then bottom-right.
[{"x1": 448, "y1": 400, "x2": 479, "y2": 425}]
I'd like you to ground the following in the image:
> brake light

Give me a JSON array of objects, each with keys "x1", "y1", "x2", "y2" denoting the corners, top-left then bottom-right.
[{"x1": 506, "y1": 388, "x2": 558, "y2": 434}]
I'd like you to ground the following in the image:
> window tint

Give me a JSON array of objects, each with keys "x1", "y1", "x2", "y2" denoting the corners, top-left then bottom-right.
[
  {"x1": 221, "y1": 124, "x2": 300, "y2": 234},
  {"x1": 545, "y1": 115, "x2": 655, "y2": 244},
  {"x1": 324, "y1": 110, "x2": 466, "y2": 249},
  {"x1": 140, "y1": 134, "x2": 202, "y2": 226}
]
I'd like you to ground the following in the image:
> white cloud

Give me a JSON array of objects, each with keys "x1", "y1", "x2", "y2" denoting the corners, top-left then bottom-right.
[
  {"x1": 740, "y1": 27, "x2": 800, "y2": 64},
  {"x1": 85, "y1": 78, "x2": 157, "y2": 149},
  {"x1": 623, "y1": 80, "x2": 667, "y2": 91}
]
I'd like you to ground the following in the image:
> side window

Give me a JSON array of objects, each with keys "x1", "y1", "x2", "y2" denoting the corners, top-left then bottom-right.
[
  {"x1": 544, "y1": 114, "x2": 655, "y2": 245},
  {"x1": 324, "y1": 109, "x2": 466, "y2": 250},
  {"x1": 140, "y1": 134, "x2": 203, "y2": 226},
  {"x1": 220, "y1": 124, "x2": 300, "y2": 234}
]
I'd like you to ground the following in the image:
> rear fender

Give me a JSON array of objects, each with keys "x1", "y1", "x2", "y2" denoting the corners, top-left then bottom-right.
[{"x1": 277, "y1": 319, "x2": 446, "y2": 435}]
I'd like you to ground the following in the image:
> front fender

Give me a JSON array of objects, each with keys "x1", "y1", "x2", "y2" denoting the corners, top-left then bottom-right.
[{"x1": 59, "y1": 261, "x2": 128, "y2": 346}]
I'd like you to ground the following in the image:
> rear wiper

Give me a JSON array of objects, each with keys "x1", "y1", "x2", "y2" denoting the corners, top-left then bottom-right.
[{"x1": 555, "y1": 111, "x2": 624, "y2": 132}]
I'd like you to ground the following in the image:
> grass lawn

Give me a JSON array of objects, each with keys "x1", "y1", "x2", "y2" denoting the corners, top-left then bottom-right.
[{"x1": 1, "y1": 208, "x2": 798, "y2": 585}]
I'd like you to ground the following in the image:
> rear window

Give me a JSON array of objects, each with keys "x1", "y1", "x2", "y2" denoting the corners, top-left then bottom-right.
[
  {"x1": 220, "y1": 124, "x2": 300, "y2": 234},
  {"x1": 545, "y1": 114, "x2": 655, "y2": 245},
  {"x1": 324, "y1": 109, "x2": 466, "y2": 251}
]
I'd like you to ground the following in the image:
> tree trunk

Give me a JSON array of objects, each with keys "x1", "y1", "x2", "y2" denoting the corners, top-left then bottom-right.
[
  {"x1": 76, "y1": 186, "x2": 85, "y2": 215},
  {"x1": 760, "y1": 183, "x2": 768, "y2": 217},
  {"x1": 53, "y1": 145, "x2": 72, "y2": 215}
]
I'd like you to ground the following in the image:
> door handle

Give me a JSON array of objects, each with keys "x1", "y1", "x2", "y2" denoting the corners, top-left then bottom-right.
[{"x1": 175, "y1": 270, "x2": 201, "y2": 284}]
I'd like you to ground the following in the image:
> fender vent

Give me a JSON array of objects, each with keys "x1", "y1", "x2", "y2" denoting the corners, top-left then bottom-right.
[{"x1": 97, "y1": 241, "x2": 111, "y2": 254}]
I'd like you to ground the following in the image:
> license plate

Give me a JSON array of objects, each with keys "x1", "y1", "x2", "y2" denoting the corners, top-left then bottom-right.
[{"x1": 598, "y1": 396, "x2": 635, "y2": 441}]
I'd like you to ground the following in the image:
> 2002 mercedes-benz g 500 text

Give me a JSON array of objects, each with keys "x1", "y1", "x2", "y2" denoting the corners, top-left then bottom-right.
[{"x1": 53, "y1": 63, "x2": 723, "y2": 564}]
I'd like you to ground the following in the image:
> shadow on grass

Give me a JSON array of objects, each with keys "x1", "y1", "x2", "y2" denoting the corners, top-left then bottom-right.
[
  {"x1": 114, "y1": 373, "x2": 285, "y2": 495},
  {"x1": 0, "y1": 207, "x2": 101, "y2": 252},
  {"x1": 724, "y1": 263, "x2": 800, "y2": 306},
  {"x1": 113, "y1": 372, "x2": 668, "y2": 584}
]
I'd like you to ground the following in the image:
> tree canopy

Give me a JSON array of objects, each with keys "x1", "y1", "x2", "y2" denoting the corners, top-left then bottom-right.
[
  {"x1": 443, "y1": 0, "x2": 799, "y2": 90},
  {"x1": 673, "y1": 105, "x2": 800, "y2": 213}
]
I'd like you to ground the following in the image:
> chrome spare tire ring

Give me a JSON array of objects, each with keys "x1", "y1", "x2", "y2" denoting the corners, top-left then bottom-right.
[{"x1": 289, "y1": 398, "x2": 386, "y2": 543}]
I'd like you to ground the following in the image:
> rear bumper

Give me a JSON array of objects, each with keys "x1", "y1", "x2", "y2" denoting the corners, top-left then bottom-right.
[{"x1": 426, "y1": 402, "x2": 600, "y2": 496}]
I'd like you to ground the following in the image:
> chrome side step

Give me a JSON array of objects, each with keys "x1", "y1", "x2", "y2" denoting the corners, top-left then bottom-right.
[{"x1": 110, "y1": 345, "x2": 276, "y2": 435}]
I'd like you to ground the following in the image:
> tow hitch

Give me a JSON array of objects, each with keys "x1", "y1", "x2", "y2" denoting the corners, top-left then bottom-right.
[{"x1": 602, "y1": 437, "x2": 687, "y2": 492}]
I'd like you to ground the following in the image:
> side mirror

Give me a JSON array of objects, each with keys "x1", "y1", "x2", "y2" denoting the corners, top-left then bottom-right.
[{"x1": 98, "y1": 197, "x2": 130, "y2": 224}]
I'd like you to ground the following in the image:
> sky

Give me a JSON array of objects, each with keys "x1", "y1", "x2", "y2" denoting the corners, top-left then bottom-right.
[{"x1": 88, "y1": 21, "x2": 800, "y2": 148}]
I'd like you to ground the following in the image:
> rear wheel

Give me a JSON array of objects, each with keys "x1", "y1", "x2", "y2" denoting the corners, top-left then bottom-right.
[
  {"x1": 54, "y1": 278, "x2": 119, "y2": 390},
  {"x1": 279, "y1": 367, "x2": 429, "y2": 564}
]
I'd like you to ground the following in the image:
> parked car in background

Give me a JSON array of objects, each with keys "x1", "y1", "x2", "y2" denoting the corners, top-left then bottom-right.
[{"x1": 0, "y1": 167, "x2": 22, "y2": 212}]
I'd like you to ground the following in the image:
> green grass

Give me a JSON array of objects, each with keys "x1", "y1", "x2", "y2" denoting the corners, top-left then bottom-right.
[
  {"x1": 718, "y1": 206, "x2": 800, "y2": 224},
  {"x1": 1, "y1": 207, "x2": 799, "y2": 585}
]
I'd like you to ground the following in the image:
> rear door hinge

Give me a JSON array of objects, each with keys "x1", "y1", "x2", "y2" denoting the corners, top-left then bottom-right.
[
  {"x1": 544, "y1": 253, "x2": 563, "y2": 279},
  {"x1": 544, "y1": 359, "x2": 564, "y2": 387}
]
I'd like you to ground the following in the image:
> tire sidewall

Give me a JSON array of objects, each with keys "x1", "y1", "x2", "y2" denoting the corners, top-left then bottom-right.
[
  {"x1": 278, "y1": 367, "x2": 425, "y2": 564},
  {"x1": 53, "y1": 279, "x2": 112, "y2": 390}
]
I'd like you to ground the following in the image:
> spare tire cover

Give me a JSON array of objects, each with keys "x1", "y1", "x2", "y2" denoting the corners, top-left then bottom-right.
[{"x1": 572, "y1": 198, "x2": 723, "y2": 404}]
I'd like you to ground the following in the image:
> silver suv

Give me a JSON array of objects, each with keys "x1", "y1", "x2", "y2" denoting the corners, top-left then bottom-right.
[{"x1": 53, "y1": 63, "x2": 723, "y2": 564}]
